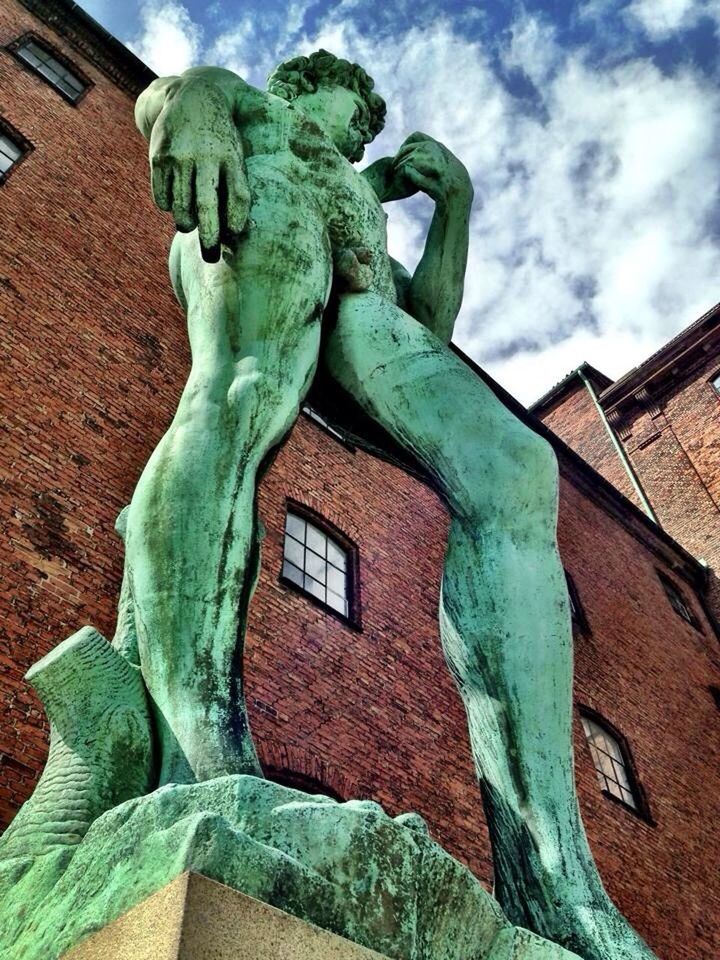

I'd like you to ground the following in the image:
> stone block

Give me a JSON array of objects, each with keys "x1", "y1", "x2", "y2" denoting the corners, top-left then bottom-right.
[{"x1": 62, "y1": 871, "x2": 388, "y2": 960}]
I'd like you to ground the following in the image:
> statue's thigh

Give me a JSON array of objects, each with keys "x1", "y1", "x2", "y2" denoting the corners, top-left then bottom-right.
[{"x1": 327, "y1": 293, "x2": 524, "y2": 469}]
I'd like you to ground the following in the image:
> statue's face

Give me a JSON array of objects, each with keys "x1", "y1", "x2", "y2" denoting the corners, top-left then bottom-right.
[
  {"x1": 327, "y1": 85, "x2": 372, "y2": 162},
  {"x1": 296, "y1": 84, "x2": 372, "y2": 162}
]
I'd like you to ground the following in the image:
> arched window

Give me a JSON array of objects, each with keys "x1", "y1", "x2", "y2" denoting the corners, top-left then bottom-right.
[
  {"x1": 580, "y1": 709, "x2": 651, "y2": 820},
  {"x1": 281, "y1": 504, "x2": 360, "y2": 625}
]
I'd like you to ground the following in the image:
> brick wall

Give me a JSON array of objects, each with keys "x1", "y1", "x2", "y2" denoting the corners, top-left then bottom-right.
[
  {"x1": 0, "y1": 2, "x2": 719, "y2": 958},
  {"x1": 557, "y1": 472, "x2": 720, "y2": 960},
  {"x1": 617, "y1": 351, "x2": 720, "y2": 615},
  {"x1": 537, "y1": 382, "x2": 642, "y2": 506},
  {"x1": 0, "y1": 0, "x2": 185, "y2": 825}
]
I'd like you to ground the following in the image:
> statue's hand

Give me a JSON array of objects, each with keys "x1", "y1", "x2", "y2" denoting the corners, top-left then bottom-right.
[
  {"x1": 392, "y1": 132, "x2": 473, "y2": 207},
  {"x1": 149, "y1": 78, "x2": 250, "y2": 262},
  {"x1": 333, "y1": 247, "x2": 373, "y2": 292}
]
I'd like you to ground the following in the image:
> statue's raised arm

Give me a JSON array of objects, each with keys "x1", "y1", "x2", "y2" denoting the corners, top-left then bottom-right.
[{"x1": 135, "y1": 67, "x2": 253, "y2": 261}]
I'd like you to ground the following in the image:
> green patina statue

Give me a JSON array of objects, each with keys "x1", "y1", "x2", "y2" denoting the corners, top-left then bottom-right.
[{"x1": 0, "y1": 50, "x2": 658, "y2": 960}]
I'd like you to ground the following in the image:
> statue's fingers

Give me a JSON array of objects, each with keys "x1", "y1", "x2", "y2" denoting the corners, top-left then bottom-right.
[
  {"x1": 224, "y1": 161, "x2": 251, "y2": 236},
  {"x1": 196, "y1": 164, "x2": 221, "y2": 263},
  {"x1": 172, "y1": 161, "x2": 196, "y2": 233},
  {"x1": 151, "y1": 161, "x2": 172, "y2": 212},
  {"x1": 396, "y1": 161, "x2": 436, "y2": 195},
  {"x1": 393, "y1": 142, "x2": 420, "y2": 165}
]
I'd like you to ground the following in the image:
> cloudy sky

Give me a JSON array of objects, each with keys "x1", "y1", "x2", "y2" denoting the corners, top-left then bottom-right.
[{"x1": 79, "y1": 0, "x2": 720, "y2": 404}]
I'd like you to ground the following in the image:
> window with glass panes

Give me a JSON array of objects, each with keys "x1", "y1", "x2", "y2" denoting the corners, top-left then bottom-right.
[
  {"x1": 0, "y1": 129, "x2": 23, "y2": 177},
  {"x1": 711, "y1": 371, "x2": 720, "y2": 395},
  {"x1": 0, "y1": 117, "x2": 31, "y2": 182},
  {"x1": 581, "y1": 714, "x2": 638, "y2": 810},
  {"x1": 14, "y1": 38, "x2": 88, "y2": 102},
  {"x1": 282, "y1": 511, "x2": 351, "y2": 617},
  {"x1": 658, "y1": 572, "x2": 698, "y2": 628}
]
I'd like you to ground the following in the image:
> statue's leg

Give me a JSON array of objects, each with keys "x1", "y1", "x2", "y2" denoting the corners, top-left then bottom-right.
[
  {"x1": 324, "y1": 292, "x2": 655, "y2": 960},
  {"x1": 125, "y1": 188, "x2": 331, "y2": 785}
]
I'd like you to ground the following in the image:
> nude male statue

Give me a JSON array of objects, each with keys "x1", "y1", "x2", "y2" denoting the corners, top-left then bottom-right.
[{"x1": 132, "y1": 51, "x2": 655, "y2": 960}]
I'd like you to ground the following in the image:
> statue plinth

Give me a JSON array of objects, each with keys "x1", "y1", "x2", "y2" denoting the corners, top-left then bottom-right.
[{"x1": 61, "y1": 872, "x2": 388, "y2": 960}]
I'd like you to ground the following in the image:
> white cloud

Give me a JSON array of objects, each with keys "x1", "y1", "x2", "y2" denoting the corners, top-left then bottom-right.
[
  {"x1": 624, "y1": 0, "x2": 720, "y2": 39},
  {"x1": 500, "y1": 11, "x2": 561, "y2": 87},
  {"x1": 121, "y1": 5, "x2": 720, "y2": 406},
  {"x1": 127, "y1": 1, "x2": 202, "y2": 76},
  {"x1": 205, "y1": 19, "x2": 256, "y2": 81},
  {"x1": 292, "y1": 16, "x2": 720, "y2": 402}
]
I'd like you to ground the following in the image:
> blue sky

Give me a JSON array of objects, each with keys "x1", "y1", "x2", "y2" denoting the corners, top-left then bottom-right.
[{"x1": 79, "y1": 0, "x2": 720, "y2": 402}]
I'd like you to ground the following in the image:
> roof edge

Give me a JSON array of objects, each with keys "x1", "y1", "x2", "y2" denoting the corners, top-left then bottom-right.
[
  {"x1": 601, "y1": 300, "x2": 720, "y2": 408},
  {"x1": 451, "y1": 344, "x2": 707, "y2": 588},
  {"x1": 528, "y1": 362, "x2": 613, "y2": 415},
  {"x1": 18, "y1": 0, "x2": 156, "y2": 96}
]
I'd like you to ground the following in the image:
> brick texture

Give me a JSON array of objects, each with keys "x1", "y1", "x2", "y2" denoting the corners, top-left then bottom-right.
[
  {"x1": 0, "y1": 0, "x2": 185, "y2": 825},
  {"x1": 618, "y1": 351, "x2": 720, "y2": 615},
  {"x1": 538, "y1": 382, "x2": 642, "y2": 507},
  {"x1": 0, "y1": 3, "x2": 719, "y2": 959}
]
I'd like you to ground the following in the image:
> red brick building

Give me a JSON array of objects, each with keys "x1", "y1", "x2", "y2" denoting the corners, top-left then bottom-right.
[
  {"x1": 532, "y1": 307, "x2": 720, "y2": 619},
  {"x1": 0, "y1": 2, "x2": 718, "y2": 959}
]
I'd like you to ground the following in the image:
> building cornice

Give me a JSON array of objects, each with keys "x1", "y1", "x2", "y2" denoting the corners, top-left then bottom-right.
[
  {"x1": 601, "y1": 301, "x2": 720, "y2": 413},
  {"x1": 17, "y1": 0, "x2": 156, "y2": 97}
]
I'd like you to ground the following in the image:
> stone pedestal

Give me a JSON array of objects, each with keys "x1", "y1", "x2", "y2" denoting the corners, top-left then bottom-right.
[{"x1": 61, "y1": 872, "x2": 388, "y2": 960}]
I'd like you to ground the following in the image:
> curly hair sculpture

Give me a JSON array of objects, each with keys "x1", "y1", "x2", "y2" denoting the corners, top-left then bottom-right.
[{"x1": 267, "y1": 49, "x2": 386, "y2": 139}]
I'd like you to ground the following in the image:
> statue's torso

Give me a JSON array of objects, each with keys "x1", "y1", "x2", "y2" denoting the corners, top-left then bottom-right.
[{"x1": 235, "y1": 91, "x2": 396, "y2": 302}]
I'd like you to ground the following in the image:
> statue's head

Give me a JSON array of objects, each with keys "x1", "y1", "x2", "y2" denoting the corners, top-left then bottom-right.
[{"x1": 267, "y1": 49, "x2": 386, "y2": 162}]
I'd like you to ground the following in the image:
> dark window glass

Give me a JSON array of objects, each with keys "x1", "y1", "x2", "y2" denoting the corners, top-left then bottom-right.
[
  {"x1": 581, "y1": 714, "x2": 638, "y2": 811},
  {"x1": 711, "y1": 372, "x2": 720, "y2": 395},
  {"x1": 0, "y1": 131, "x2": 22, "y2": 175},
  {"x1": 15, "y1": 38, "x2": 87, "y2": 102},
  {"x1": 658, "y1": 572, "x2": 699, "y2": 628},
  {"x1": 565, "y1": 569, "x2": 589, "y2": 633},
  {"x1": 282, "y1": 510, "x2": 351, "y2": 618},
  {"x1": 0, "y1": 118, "x2": 32, "y2": 181}
]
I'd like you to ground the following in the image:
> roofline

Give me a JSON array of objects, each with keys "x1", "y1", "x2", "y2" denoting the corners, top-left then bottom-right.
[
  {"x1": 601, "y1": 300, "x2": 720, "y2": 408},
  {"x1": 451, "y1": 344, "x2": 708, "y2": 589},
  {"x1": 528, "y1": 362, "x2": 613, "y2": 416},
  {"x1": 18, "y1": 0, "x2": 156, "y2": 96}
]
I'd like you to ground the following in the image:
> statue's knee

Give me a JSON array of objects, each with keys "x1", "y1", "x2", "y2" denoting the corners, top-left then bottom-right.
[
  {"x1": 456, "y1": 426, "x2": 557, "y2": 528},
  {"x1": 226, "y1": 356, "x2": 263, "y2": 410},
  {"x1": 497, "y1": 430, "x2": 558, "y2": 528}
]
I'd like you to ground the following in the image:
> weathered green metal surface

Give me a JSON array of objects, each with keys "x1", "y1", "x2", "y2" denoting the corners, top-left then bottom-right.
[
  {"x1": 2, "y1": 776, "x2": 582, "y2": 960},
  {"x1": 0, "y1": 50, "x2": 657, "y2": 960}
]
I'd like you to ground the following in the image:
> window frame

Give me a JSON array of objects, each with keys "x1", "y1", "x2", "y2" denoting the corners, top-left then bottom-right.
[
  {"x1": 7, "y1": 32, "x2": 92, "y2": 106},
  {"x1": 709, "y1": 370, "x2": 720, "y2": 396},
  {"x1": 578, "y1": 706, "x2": 654, "y2": 825},
  {"x1": 279, "y1": 500, "x2": 362, "y2": 629},
  {"x1": 657, "y1": 570, "x2": 702, "y2": 631},
  {"x1": 301, "y1": 403, "x2": 356, "y2": 451},
  {"x1": 0, "y1": 115, "x2": 33, "y2": 184},
  {"x1": 564, "y1": 569, "x2": 590, "y2": 635}
]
